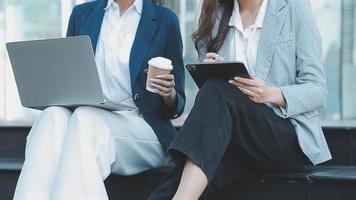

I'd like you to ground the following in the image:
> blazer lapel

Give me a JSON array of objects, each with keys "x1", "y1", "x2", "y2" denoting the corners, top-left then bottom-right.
[
  {"x1": 255, "y1": 0, "x2": 288, "y2": 80},
  {"x1": 87, "y1": 0, "x2": 107, "y2": 53},
  {"x1": 129, "y1": 0, "x2": 158, "y2": 85}
]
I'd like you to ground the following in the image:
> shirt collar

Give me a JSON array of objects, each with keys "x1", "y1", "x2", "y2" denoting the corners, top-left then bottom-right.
[
  {"x1": 104, "y1": 0, "x2": 143, "y2": 15},
  {"x1": 229, "y1": 0, "x2": 268, "y2": 30}
]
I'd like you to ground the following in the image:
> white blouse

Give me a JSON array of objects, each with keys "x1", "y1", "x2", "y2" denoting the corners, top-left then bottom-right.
[
  {"x1": 95, "y1": 0, "x2": 142, "y2": 108},
  {"x1": 228, "y1": 0, "x2": 268, "y2": 75}
]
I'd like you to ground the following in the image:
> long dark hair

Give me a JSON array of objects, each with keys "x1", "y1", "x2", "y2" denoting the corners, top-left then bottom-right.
[{"x1": 192, "y1": 0, "x2": 234, "y2": 53}]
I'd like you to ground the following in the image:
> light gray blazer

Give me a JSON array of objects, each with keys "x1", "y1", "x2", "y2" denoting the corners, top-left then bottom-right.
[{"x1": 198, "y1": 0, "x2": 332, "y2": 165}]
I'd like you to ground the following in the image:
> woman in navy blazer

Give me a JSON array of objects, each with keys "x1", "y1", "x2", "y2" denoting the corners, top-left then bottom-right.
[{"x1": 14, "y1": 0, "x2": 185, "y2": 199}]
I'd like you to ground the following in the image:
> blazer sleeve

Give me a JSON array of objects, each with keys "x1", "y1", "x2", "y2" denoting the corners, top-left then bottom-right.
[
  {"x1": 164, "y1": 13, "x2": 186, "y2": 119},
  {"x1": 66, "y1": 8, "x2": 78, "y2": 37},
  {"x1": 275, "y1": 0, "x2": 328, "y2": 118}
]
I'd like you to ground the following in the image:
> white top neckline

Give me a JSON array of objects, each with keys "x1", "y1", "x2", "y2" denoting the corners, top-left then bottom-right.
[
  {"x1": 104, "y1": 0, "x2": 143, "y2": 15},
  {"x1": 228, "y1": 0, "x2": 268, "y2": 31}
]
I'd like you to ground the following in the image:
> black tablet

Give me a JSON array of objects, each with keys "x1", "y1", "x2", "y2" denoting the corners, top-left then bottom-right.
[{"x1": 185, "y1": 62, "x2": 250, "y2": 88}]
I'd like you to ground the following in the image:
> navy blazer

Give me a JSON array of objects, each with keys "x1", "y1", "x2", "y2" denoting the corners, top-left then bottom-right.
[{"x1": 66, "y1": 0, "x2": 186, "y2": 148}]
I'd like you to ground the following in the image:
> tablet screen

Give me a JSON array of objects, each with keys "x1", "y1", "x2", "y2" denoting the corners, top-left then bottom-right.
[{"x1": 185, "y1": 62, "x2": 250, "y2": 88}]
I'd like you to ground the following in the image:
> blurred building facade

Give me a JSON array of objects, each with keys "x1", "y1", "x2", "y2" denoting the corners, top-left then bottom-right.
[{"x1": 0, "y1": 0, "x2": 355, "y2": 123}]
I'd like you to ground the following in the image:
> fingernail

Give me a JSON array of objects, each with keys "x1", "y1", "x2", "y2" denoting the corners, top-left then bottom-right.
[
  {"x1": 151, "y1": 79, "x2": 158, "y2": 82},
  {"x1": 228, "y1": 80, "x2": 233, "y2": 84},
  {"x1": 156, "y1": 75, "x2": 162, "y2": 78},
  {"x1": 234, "y1": 77, "x2": 239, "y2": 81}
]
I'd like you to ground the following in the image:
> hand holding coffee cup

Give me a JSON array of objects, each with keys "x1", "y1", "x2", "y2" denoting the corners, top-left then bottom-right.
[{"x1": 146, "y1": 57, "x2": 175, "y2": 97}]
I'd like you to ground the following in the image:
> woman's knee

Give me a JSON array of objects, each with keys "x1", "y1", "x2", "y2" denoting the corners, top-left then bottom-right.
[
  {"x1": 68, "y1": 106, "x2": 107, "y2": 138},
  {"x1": 70, "y1": 106, "x2": 98, "y2": 125},
  {"x1": 202, "y1": 79, "x2": 245, "y2": 98},
  {"x1": 26, "y1": 106, "x2": 72, "y2": 144},
  {"x1": 42, "y1": 106, "x2": 72, "y2": 121},
  {"x1": 201, "y1": 79, "x2": 229, "y2": 90},
  {"x1": 33, "y1": 106, "x2": 72, "y2": 135},
  {"x1": 198, "y1": 79, "x2": 236, "y2": 100}
]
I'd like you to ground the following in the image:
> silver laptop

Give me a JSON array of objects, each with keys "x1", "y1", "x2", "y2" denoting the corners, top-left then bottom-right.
[{"x1": 6, "y1": 36, "x2": 133, "y2": 111}]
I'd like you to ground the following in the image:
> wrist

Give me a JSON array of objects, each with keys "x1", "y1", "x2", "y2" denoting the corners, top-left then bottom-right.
[
  {"x1": 168, "y1": 88, "x2": 176, "y2": 100},
  {"x1": 163, "y1": 88, "x2": 176, "y2": 106},
  {"x1": 269, "y1": 87, "x2": 286, "y2": 107}
]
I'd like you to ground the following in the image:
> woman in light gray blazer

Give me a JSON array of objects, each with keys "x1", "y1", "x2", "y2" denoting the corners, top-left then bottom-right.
[{"x1": 149, "y1": 0, "x2": 331, "y2": 199}]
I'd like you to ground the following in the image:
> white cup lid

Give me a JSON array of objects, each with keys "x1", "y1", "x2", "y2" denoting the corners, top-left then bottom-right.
[{"x1": 148, "y1": 57, "x2": 173, "y2": 70}]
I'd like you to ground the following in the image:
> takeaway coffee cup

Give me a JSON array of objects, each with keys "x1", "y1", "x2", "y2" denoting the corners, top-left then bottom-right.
[{"x1": 146, "y1": 57, "x2": 173, "y2": 93}]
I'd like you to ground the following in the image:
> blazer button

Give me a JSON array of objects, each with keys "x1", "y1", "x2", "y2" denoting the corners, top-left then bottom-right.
[{"x1": 134, "y1": 93, "x2": 139, "y2": 101}]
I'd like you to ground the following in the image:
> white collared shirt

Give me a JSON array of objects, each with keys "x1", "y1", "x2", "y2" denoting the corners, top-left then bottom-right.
[
  {"x1": 228, "y1": 0, "x2": 268, "y2": 75},
  {"x1": 95, "y1": 0, "x2": 142, "y2": 108}
]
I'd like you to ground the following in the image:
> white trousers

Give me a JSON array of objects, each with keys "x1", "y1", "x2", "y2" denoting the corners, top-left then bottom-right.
[{"x1": 13, "y1": 106, "x2": 172, "y2": 200}]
